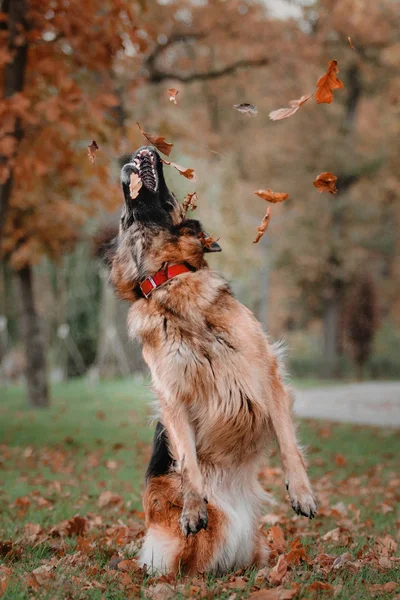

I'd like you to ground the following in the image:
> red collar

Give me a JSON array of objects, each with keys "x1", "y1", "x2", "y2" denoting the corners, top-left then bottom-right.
[{"x1": 139, "y1": 263, "x2": 192, "y2": 298}]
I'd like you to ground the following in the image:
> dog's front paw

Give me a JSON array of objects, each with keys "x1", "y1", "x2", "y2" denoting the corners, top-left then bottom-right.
[
  {"x1": 180, "y1": 492, "x2": 208, "y2": 537},
  {"x1": 286, "y1": 480, "x2": 317, "y2": 519}
]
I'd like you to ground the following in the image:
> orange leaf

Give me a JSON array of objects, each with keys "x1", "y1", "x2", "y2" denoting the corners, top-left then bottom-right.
[
  {"x1": 168, "y1": 88, "x2": 180, "y2": 104},
  {"x1": 198, "y1": 232, "x2": 219, "y2": 250},
  {"x1": 268, "y1": 555, "x2": 288, "y2": 585},
  {"x1": 253, "y1": 208, "x2": 271, "y2": 244},
  {"x1": 182, "y1": 192, "x2": 198, "y2": 216},
  {"x1": 268, "y1": 525, "x2": 286, "y2": 554},
  {"x1": 88, "y1": 140, "x2": 99, "y2": 163},
  {"x1": 129, "y1": 173, "x2": 142, "y2": 200},
  {"x1": 136, "y1": 122, "x2": 173, "y2": 156},
  {"x1": 315, "y1": 60, "x2": 344, "y2": 104},
  {"x1": 285, "y1": 537, "x2": 312, "y2": 566},
  {"x1": 313, "y1": 172, "x2": 338, "y2": 194},
  {"x1": 161, "y1": 158, "x2": 196, "y2": 180},
  {"x1": 254, "y1": 189, "x2": 289, "y2": 203},
  {"x1": 269, "y1": 95, "x2": 312, "y2": 121},
  {"x1": 348, "y1": 36, "x2": 356, "y2": 50},
  {"x1": 307, "y1": 581, "x2": 334, "y2": 594}
]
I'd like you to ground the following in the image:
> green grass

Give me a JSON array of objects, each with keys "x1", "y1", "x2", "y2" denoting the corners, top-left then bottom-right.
[{"x1": 0, "y1": 378, "x2": 399, "y2": 599}]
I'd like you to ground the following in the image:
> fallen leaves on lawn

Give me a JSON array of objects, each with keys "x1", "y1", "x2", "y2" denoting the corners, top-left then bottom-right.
[
  {"x1": 182, "y1": 192, "x2": 198, "y2": 216},
  {"x1": 268, "y1": 554, "x2": 288, "y2": 585},
  {"x1": 254, "y1": 189, "x2": 289, "y2": 203},
  {"x1": 315, "y1": 60, "x2": 344, "y2": 104},
  {"x1": 285, "y1": 537, "x2": 312, "y2": 566},
  {"x1": 368, "y1": 582, "x2": 398, "y2": 597},
  {"x1": 268, "y1": 525, "x2": 286, "y2": 554},
  {"x1": 129, "y1": 172, "x2": 143, "y2": 199},
  {"x1": 233, "y1": 103, "x2": 258, "y2": 116},
  {"x1": 307, "y1": 581, "x2": 334, "y2": 594},
  {"x1": 253, "y1": 208, "x2": 271, "y2": 244},
  {"x1": 87, "y1": 140, "x2": 99, "y2": 163},
  {"x1": 269, "y1": 95, "x2": 312, "y2": 121},
  {"x1": 0, "y1": 566, "x2": 12, "y2": 597},
  {"x1": 313, "y1": 172, "x2": 338, "y2": 194},
  {"x1": 167, "y1": 88, "x2": 180, "y2": 104},
  {"x1": 250, "y1": 584, "x2": 300, "y2": 600},
  {"x1": 161, "y1": 158, "x2": 196, "y2": 180},
  {"x1": 136, "y1": 122, "x2": 173, "y2": 156},
  {"x1": 97, "y1": 490, "x2": 124, "y2": 508}
]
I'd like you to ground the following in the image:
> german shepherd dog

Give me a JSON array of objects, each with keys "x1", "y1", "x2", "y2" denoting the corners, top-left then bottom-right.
[{"x1": 108, "y1": 146, "x2": 317, "y2": 575}]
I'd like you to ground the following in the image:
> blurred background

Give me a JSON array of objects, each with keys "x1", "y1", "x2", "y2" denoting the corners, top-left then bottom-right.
[{"x1": 1, "y1": 0, "x2": 399, "y2": 408}]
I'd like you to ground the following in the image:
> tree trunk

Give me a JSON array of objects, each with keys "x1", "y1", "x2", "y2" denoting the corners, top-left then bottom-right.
[
  {"x1": 17, "y1": 266, "x2": 49, "y2": 407},
  {"x1": 0, "y1": 0, "x2": 29, "y2": 242}
]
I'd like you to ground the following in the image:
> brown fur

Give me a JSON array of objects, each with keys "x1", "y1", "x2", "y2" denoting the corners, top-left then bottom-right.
[{"x1": 109, "y1": 169, "x2": 316, "y2": 574}]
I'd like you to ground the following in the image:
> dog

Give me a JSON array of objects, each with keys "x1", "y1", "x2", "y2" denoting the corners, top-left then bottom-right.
[{"x1": 107, "y1": 145, "x2": 317, "y2": 575}]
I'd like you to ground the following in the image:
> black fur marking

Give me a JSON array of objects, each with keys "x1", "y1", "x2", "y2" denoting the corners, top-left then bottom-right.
[{"x1": 145, "y1": 421, "x2": 174, "y2": 481}]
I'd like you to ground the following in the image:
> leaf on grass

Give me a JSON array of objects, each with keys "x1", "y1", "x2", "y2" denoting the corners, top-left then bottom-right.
[
  {"x1": 0, "y1": 566, "x2": 12, "y2": 598},
  {"x1": 315, "y1": 60, "x2": 344, "y2": 104},
  {"x1": 136, "y1": 123, "x2": 173, "y2": 156},
  {"x1": 182, "y1": 192, "x2": 198, "y2": 216},
  {"x1": 250, "y1": 584, "x2": 300, "y2": 600},
  {"x1": 168, "y1": 88, "x2": 180, "y2": 104},
  {"x1": 268, "y1": 525, "x2": 286, "y2": 554},
  {"x1": 269, "y1": 95, "x2": 312, "y2": 121},
  {"x1": 129, "y1": 173, "x2": 142, "y2": 200},
  {"x1": 66, "y1": 515, "x2": 87, "y2": 537},
  {"x1": 161, "y1": 158, "x2": 196, "y2": 180},
  {"x1": 313, "y1": 172, "x2": 338, "y2": 194},
  {"x1": 286, "y1": 537, "x2": 312, "y2": 566},
  {"x1": 307, "y1": 581, "x2": 334, "y2": 594},
  {"x1": 253, "y1": 208, "x2": 271, "y2": 244},
  {"x1": 87, "y1": 140, "x2": 99, "y2": 163},
  {"x1": 97, "y1": 490, "x2": 124, "y2": 508},
  {"x1": 254, "y1": 189, "x2": 289, "y2": 203},
  {"x1": 348, "y1": 36, "x2": 356, "y2": 50},
  {"x1": 233, "y1": 103, "x2": 258, "y2": 116},
  {"x1": 368, "y1": 582, "x2": 398, "y2": 597},
  {"x1": 268, "y1": 555, "x2": 288, "y2": 585}
]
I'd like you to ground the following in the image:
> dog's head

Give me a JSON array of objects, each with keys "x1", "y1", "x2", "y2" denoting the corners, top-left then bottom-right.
[{"x1": 109, "y1": 146, "x2": 221, "y2": 301}]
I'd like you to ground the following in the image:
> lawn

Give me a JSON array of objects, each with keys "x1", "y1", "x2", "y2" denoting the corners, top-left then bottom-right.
[{"x1": 0, "y1": 378, "x2": 399, "y2": 599}]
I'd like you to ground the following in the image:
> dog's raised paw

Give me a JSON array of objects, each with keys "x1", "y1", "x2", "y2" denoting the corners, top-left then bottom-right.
[
  {"x1": 287, "y1": 484, "x2": 317, "y2": 519},
  {"x1": 180, "y1": 494, "x2": 208, "y2": 537}
]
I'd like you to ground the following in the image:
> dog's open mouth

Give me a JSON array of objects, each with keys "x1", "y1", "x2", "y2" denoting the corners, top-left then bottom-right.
[{"x1": 133, "y1": 148, "x2": 158, "y2": 193}]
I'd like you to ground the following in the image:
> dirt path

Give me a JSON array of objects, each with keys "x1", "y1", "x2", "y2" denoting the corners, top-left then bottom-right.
[{"x1": 293, "y1": 381, "x2": 400, "y2": 427}]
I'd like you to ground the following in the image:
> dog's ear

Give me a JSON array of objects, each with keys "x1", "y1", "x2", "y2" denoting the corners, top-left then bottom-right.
[{"x1": 202, "y1": 232, "x2": 222, "y2": 253}]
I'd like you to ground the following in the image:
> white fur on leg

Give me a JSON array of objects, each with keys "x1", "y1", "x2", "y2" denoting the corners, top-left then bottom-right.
[{"x1": 138, "y1": 525, "x2": 182, "y2": 574}]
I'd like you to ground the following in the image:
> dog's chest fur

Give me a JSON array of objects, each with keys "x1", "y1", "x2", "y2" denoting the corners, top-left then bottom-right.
[{"x1": 127, "y1": 270, "x2": 274, "y2": 465}]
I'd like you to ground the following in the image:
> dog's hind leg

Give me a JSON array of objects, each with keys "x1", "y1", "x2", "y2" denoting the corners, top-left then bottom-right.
[{"x1": 269, "y1": 375, "x2": 317, "y2": 518}]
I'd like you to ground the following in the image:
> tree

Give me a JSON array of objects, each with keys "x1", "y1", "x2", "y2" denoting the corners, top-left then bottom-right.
[{"x1": 345, "y1": 275, "x2": 379, "y2": 380}]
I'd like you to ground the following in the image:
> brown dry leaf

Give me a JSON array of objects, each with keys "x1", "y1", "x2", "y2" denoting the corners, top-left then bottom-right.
[
  {"x1": 88, "y1": 140, "x2": 99, "y2": 163},
  {"x1": 198, "y1": 232, "x2": 220, "y2": 250},
  {"x1": 315, "y1": 60, "x2": 344, "y2": 104},
  {"x1": 168, "y1": 88, "x2": 180, "y2": 104},
  {"x1": 375, "y1": 535, "x2": 397, "y2": 556},
  {"x1": 66, "y1": 515, "x2": 87, "y2": 537},
  {"x1": 182, "y1": 192, "x2": 198, "y2": 217},
  {"x1": 253, "y1": 208, "x2": 271, "y2": 244},
  {"x1": 143, "y1": 582, "x2": 177, "y2": 599},
  {"x1": 307, "y1": 581, "x2": 334, "y2": 594},
  {"x1": 269, "y1": 95, "x2": 312, "y2": 121},
  {"x1": 97, "y1": 490, "x2": 124, "y2": 508},
  {"x1": 285, "y1": 537, "x2": 312, "y2": 566},
  {"x1": 348, "y1": 36, "x2": 356, "y2": 50},
  {"x1": 129, "y1": 172, "x2": 142, "y2": 200},
  {"x1": 250, "y1": 584, "x2": 299, "y2": 600},
  {"x1": 233, "y1": 103, "x2": 258, "y2": 116},
  {"x1": 368, "y1": 582, "x2": 398, "y2": 597},
  {"x1": 0, "y1": 566, "x2": 12, "y2": 598},
  {"x1": 117, "y1": 559, "x2": 140, "y2": 573},
  {"x1": 254, "y1": 189, "x2": 289, "y2": 203},
  {"x1": 136, "y1": 123, "x2": 173, "y2": 156},
  {"x1": 161, "y1": 158, "x2": 196, "y2": 180},
  {"x1": 313, "y1": 172, "x2": 338, "y2": 194},
  {"x1": 268, "y1": 525, "x2": 286, "y2": 554},
  {"x1": 268, "y1": 555, "x2": 288, "y2": 585}
]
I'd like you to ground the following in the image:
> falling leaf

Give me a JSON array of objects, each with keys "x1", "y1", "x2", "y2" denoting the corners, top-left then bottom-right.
[
  {"x1": 233, "y1": 103, "x2": 258, "y2": 116},
  {"x1": 88, "y1": 140, "x2": 99, "y2": 163},
  {"x1": 315, "y1": 60, "x2": 344, "y2": 104},
  {"x1": 268, "y1": 555, "x2": 288, "y2": 585},
  {"x1": 182, "y1": 192, "x2": 198, "y2": 217},
  {"x1": 136, "y1": 123, "x2": 173, "y2": 156},
  {"x1": 161, "y1": 158, "x2": 196, "y2": 180},
  {"x1": 269, "y1": 95, "x2": 312, "y2": 121},
  {"x1": 168, "y1": 88, "x2": 180, "y2": 104},
  {"x1": 254, "y1": 189, "x2": 289, "y2": 203},
  {"x1": 313, "y1": 172, "x2": 338, "y2": 194},
  {"x1": 348, "y1": 36, "x2": 356, "y2": 50},
  {"x1": 253, "y1": 208, "x2": 271, "y2": 244},
  {"x1": 129, "y1": 173, "x2": 143, "y2": 200},
  {"x1": 198, "y1": 232, "x2": 220, "y2": 250}
]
